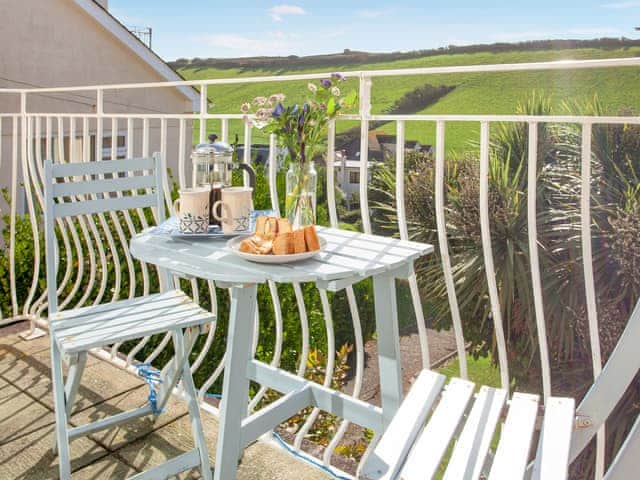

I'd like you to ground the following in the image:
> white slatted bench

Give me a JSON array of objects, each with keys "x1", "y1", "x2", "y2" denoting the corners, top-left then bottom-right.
[{"x1": 360, "y1": 370, "x2": 575, "y2": 480}]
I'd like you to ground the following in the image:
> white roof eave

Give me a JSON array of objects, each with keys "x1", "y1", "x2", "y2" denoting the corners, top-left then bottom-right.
[{"x1": 74, "y1": 0, "x2": 200, "y2": 111}]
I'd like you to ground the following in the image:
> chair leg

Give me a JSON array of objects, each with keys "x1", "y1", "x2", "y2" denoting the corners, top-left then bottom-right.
[
  {"x1": 65, "y1": 352, "x2": 87, "y2": 417},
  {"x1": 51, "y1": 340, "x2": 72, "y2": 479},
  {"x1": 174, "y1": 330, "x2": 213, "y2": 480}
]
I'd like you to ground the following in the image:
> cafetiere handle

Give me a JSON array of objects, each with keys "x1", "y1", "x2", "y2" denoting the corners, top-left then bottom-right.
[{"x1": 235, "y1": 163, "x2": 256, "y2": 189}]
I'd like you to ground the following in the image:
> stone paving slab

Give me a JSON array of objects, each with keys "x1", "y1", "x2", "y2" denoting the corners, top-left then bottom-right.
[
  {"x1": 1, "y1": 342, "x2": 142, "y2": 414},
  {"x1": 0, "y1": 374, "x2": 18, "y2": 400},
  {"x1": 0, "y1": 391, "x2": 109, "y2": 479},
  {"x1": 72, "y1": 456, "x2": 139, "y2": 479},
  {"x1": 70, "y1": 385, "x2": 188, "y2": 451},
  {"x1": 0, "y1": 389, "x2": 55, "y2": 445},
  {"x1": 113, "y1": 403, "x2": 219, "y2": 477},
  {"x1": 0, "y1": 323, "x2": 332, "y2": 479}
]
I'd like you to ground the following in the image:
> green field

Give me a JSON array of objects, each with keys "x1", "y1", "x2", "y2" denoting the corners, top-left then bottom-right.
[{"x1": 179, "y1": 46, "x2": 640, "y2": 153}]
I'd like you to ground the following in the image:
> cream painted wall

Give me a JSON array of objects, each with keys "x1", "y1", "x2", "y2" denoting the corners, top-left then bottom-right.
[{"x1": 0, "y1": 0, "x2": 199, "y2": 220}]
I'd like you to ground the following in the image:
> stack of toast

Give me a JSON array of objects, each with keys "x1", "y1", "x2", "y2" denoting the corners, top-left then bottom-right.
[{"x1": 239, "y1": 216, "x2": 321, "y2": 255}]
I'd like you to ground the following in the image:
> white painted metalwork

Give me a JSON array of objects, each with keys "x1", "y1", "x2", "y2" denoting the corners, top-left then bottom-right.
[
  {"x1": 434, "y1": 120, "x2": 468, "y2": 379},
  {"x1": 526, "y1": 122, "x2": 552, "y2": 401},
  {"x1": 580, "y1": 122, "x2": 606, "y2": 479},
  {"x1": 478, "y1": 122, "x2": 510, "y2": 391},
  {"x1": 2, "y1": 55, "x2": 639, "y2": 477},
  {"x1": 358, "y1": 75, "x2": 373, "y2": 235},
  {"x1": 395, "y1": 120, "x2": 430, "y2": 368}
]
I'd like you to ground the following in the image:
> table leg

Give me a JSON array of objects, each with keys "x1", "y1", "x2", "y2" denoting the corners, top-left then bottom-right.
[
  {"x1": 214, "y1": 284, "x2": 258, "y2": 480},
  {"x1": 373, "y1": 271, "x2": 403, "y2": 428}
]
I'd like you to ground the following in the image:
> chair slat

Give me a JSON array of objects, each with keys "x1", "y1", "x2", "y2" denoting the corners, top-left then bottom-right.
[
  {"x1": 52, "y1": 289, "x2": 188, "y2": 320},
  {"x1": 52, "y1": 174, "x2": 157, "y2": 197},
  {"x1": 531, "y1": 397, "x2": 575, "y2": 480},
  {"x1": 50, "y1": 156, "x2": 155, "y2": 177},
  {"x1": 488, "y1": 392, "x2": 540, "y2": 480},
  {"x1": 401, "y1": 377, "x2": 475, "y2": 480},
  {"x1": 54, "y1": 302, "x2": 203, "y2": 337},
  {"x1": 53, "y1": 290, "x2": 214, "y2": 353},
  {"x1": 53, "y1": 193, "x2": 158, "y2": 218},
  {"x1": 360, "y1": 370, "x2": 446, "y2": 480},
  {"x1": 443, "y1": 386, "x2": 507, "y2": 480}
]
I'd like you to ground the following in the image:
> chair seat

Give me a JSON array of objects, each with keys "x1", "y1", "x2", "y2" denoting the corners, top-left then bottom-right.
[
  {"x1": 360, "y1": 369, "x2": 575, "y2": 480},
  {"x1": 51, "y1": 290, "x2": 214, "y2": 354}
]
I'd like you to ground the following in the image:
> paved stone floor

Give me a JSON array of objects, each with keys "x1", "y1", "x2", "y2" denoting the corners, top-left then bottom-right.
[{"x1": 0, "y1": 322, "x2": 331, "y2": 479}]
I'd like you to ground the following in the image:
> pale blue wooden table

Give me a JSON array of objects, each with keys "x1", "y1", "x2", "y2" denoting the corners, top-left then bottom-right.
[{"x1": 131, "y1": 226, "x2": 433, "y2": 480}]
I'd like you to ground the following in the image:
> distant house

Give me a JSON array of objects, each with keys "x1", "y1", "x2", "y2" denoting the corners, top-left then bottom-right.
[
  {"x1": 0, "y1": 0, "x2": 200, "y2": 214},
  {"x1": 334, "y1": 151, "x2": 376, "y2": 208},
  {"x1": 235, "y1": 144, "x2": 288, "y2": 170},
  {"x1": 337, "y1": 130, "x2": 432, "y2": 162}
]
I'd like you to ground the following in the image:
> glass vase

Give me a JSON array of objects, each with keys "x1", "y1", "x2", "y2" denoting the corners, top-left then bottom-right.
[{"x1": 285, "y1": 161, "x2": 317, "y2": 229}]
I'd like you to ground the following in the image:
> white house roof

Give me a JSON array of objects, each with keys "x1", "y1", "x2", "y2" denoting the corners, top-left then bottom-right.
[{"x1": 75, "y1": 0, "x2": 200, "y2": 109}]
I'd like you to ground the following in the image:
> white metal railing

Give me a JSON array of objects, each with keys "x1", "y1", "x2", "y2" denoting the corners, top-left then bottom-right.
[{"x1": 2, "y1": 56, "x2": 640, "y2": 478}]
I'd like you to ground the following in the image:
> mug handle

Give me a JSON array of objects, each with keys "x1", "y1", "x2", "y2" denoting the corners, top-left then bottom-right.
[
  {"x1": 212, "y1": 200, "x2": 232, "y2": 224},
  {"x1": 173, "y1": 199, "x2": 181, "y2": 215}
]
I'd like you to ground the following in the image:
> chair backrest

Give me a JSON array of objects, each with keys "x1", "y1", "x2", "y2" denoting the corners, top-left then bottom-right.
[{"x1": 43, "y1": 153, "x2": 167, "y2": 315}]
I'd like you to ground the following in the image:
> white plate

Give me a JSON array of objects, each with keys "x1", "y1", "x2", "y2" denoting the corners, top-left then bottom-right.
[{"x1": 226, "y1": 234, "x2": 326, "y2": 264}]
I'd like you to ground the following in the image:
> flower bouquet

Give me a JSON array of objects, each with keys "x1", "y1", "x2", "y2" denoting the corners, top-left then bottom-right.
[{"x1": 242, "y1": 73, "x2": 357, "y2": 228}]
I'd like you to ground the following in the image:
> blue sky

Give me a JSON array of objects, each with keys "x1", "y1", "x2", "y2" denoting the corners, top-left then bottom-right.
[{"x1": 108, "y1": 1, "x2": 640, "y2": 60}]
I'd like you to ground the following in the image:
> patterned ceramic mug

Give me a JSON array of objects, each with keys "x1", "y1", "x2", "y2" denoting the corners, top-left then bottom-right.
[
  {"x1": 173, "y1": 187, "x2": 210, "y2": 233},
  {"x1": 212, "y1": 186, "x2": 253, "y2": 234}
]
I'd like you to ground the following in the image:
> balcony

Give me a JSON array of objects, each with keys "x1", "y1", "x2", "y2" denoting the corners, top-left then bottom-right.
[
  {"x1": 0, "y1": 323, "x2": 331, "y2": 479},
  {"x1": 0, "y1": 56, "x2": 639, "y2": 479}
]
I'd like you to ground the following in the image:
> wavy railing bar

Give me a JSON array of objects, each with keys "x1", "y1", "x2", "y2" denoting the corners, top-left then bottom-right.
[
  {"x1": 580, "y1": 122, "x2": 606, "y2": 479},
  {"x1": 479, "y1": 121, "x2": 510, "y2": 391},
  {"x1": 434, "y1": 120, "x2": 468, "y2": 379},
  {"x1": 526, "y1": 122, "x2": 552, "y2": 401}
]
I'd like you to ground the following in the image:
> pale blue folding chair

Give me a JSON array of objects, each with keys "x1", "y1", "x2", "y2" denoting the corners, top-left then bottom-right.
[{"x1": 43, "y1": 154, "x2": 213, "y2": 479}]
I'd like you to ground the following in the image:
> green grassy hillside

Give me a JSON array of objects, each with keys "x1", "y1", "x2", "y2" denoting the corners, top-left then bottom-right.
[{"x1": 180, "y1": 46, "x2": 640, "y2": 153}]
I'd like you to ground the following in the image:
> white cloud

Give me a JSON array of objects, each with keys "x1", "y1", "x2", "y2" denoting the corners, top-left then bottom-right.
[
  {"x1": 194, "y1": 31, "x2": 297, "y2": 57},
  {"x1": 601, "y1": 1, "x2": 640, "y2": 8},
  {"x1": 268, "y1": 4, "x2": 307, "y2": 22}
]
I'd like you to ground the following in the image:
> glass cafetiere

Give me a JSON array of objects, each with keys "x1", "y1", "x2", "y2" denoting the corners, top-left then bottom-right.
[{"x1": 191, "y1": 134, "x2": 256, "y2": 226}]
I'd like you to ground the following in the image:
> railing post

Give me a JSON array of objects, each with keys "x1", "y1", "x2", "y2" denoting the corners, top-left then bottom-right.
[
  {"x1": 9, "y1": 112, "x2": 20, "y2": 319},
  {"x1": 199, "y1": 84, "x2": 207, "y2": 144},
  {"x1": 479, "y1": 121, "x2": 510, "y2": 391},
  {"x1": 580, "y1": 121, "x2": 605, "y2": 479},
  {"x1": 527, "y1": 121, "x2": 552, "y2": 401},
  {"x1": 17, "y1": 91, "x2": 46, "y2": 339},
  {"x1": 96, "y1": 89, "x2": 104, "y2": 163},
  {"x1": 221, "y1": 117, "x2": 229, "y2": 143},
  {"x1": 358, "y1": 74, "x2": 372, "y2": 234},
  {"x1": 435, "y1": 120, "x2": 468, "y2": 379}
]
